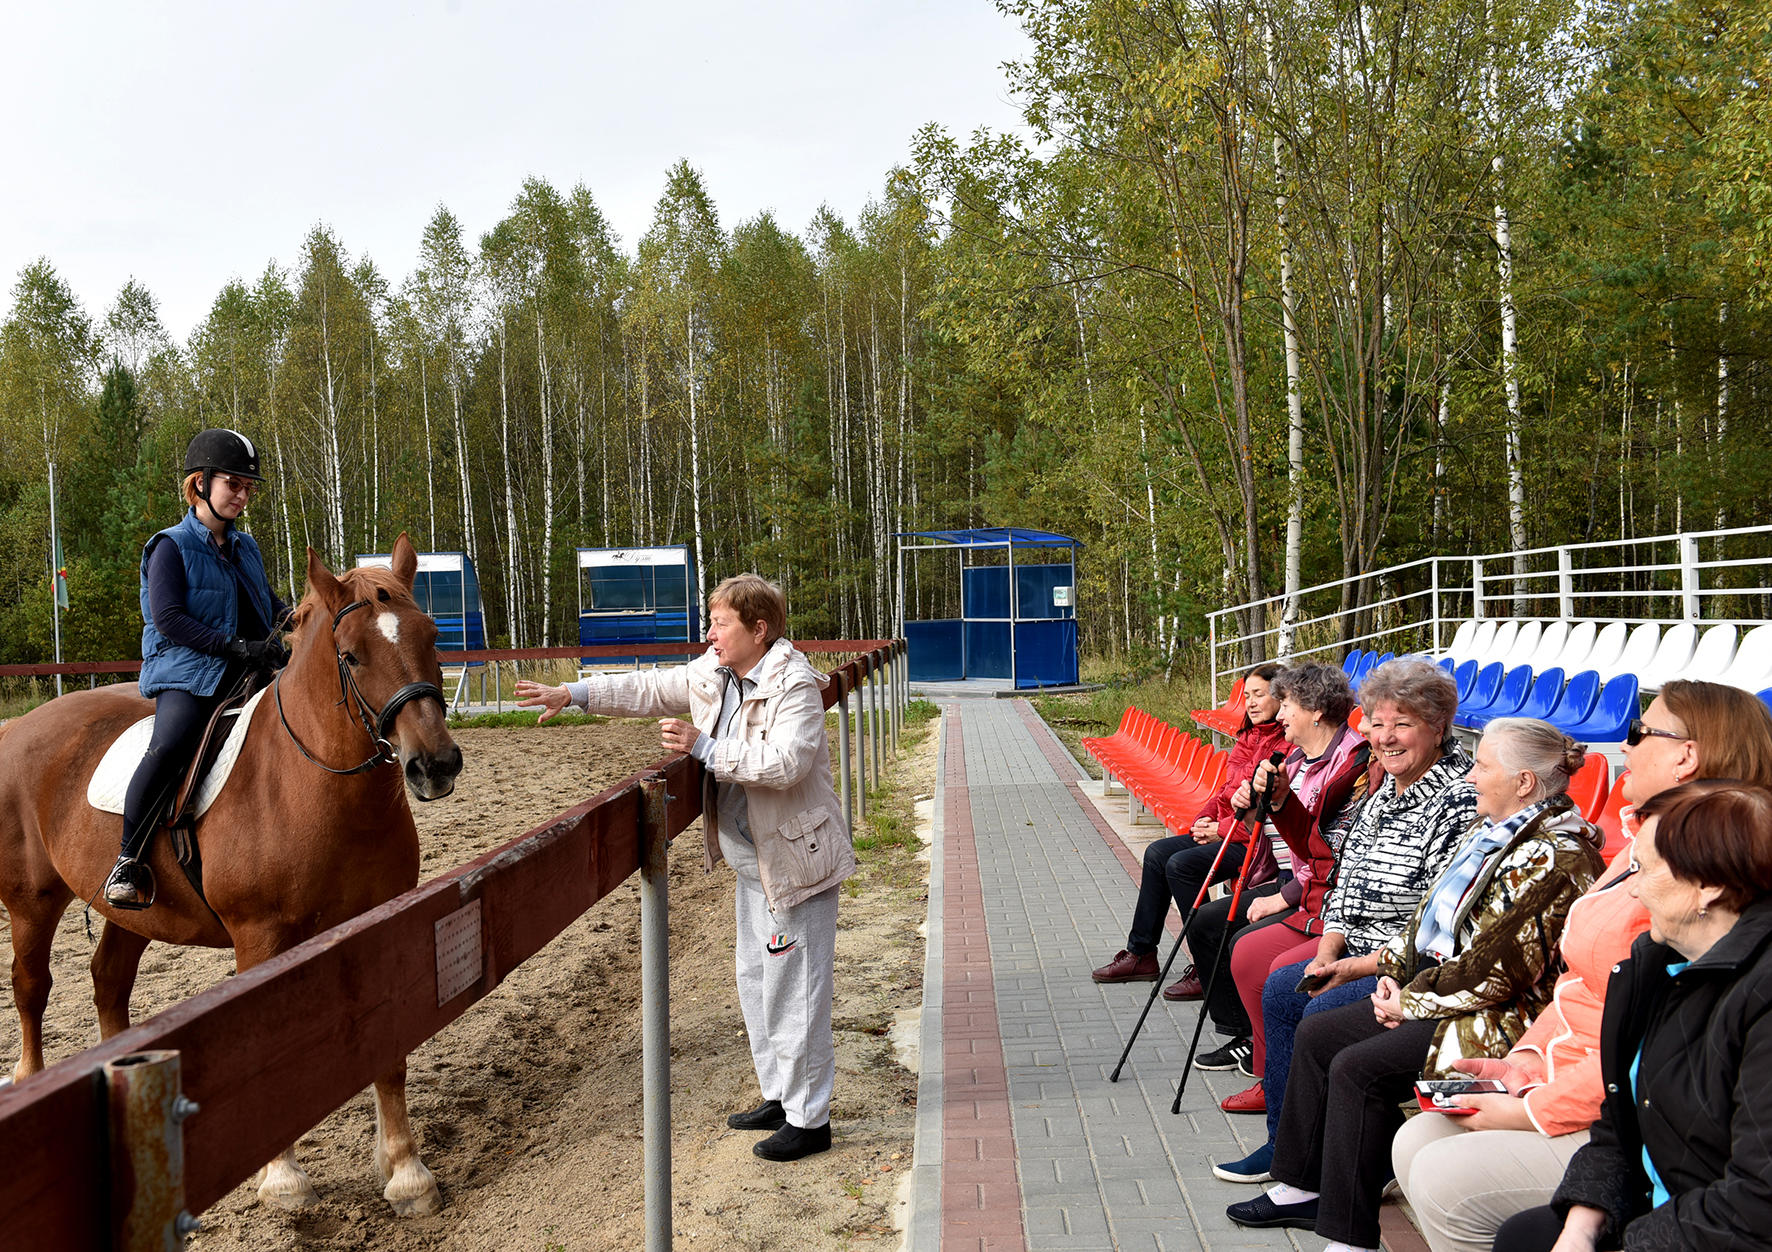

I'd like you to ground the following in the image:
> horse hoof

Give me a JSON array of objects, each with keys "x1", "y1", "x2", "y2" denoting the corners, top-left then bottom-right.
[
  {"x1": 258, "y1": 1183, "x2": 319, "y2": 1212},
  {"x1": 384, "y1": 1161, "x2": 441, "y2": 1217}
]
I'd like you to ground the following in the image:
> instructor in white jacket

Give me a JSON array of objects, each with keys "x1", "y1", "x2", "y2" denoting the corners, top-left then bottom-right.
[{"x1": 515, "y1": 573, "x2": 854, "y2": 1162}]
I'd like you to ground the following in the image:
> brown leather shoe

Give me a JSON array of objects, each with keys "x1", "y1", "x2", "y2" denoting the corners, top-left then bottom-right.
[
  {"x1": 1162, "y1": 965, "x2": 1204, "y2": 1000},
  {"x1": 1220, "y1": 1081, "x2": 1267, "y2": 1113},
  {"x1": 1091, "y1": 949, "x2": 1159, "y2": 983}
]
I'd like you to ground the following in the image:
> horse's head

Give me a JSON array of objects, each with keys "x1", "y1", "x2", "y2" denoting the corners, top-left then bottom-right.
[{"x1": 294, "y1": 534, "x2": 464, "y2": 801}]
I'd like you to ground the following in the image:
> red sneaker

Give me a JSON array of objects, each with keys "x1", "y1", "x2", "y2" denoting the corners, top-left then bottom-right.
[
  {"x1": 1091, "y1": 949, "x2": 1160, "y2": 982},
  {"x1": 1220, "y1": 1082, "x2": 1267, "y2": 1114}
]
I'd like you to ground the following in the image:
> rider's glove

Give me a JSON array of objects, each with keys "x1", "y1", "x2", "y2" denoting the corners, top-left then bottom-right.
[{"x1": 225, "y1": 639, "x2": 282, "y2": 671}]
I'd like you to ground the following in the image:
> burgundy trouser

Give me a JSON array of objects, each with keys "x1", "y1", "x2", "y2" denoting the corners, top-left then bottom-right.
[{"x1": 1230, "y1": 919, "x2": 1318, "y2": 1075}]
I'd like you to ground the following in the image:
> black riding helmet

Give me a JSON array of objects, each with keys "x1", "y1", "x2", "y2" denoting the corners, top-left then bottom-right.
[{"x1": 184, "y1": 428, "x2": 263, "y2": 503}]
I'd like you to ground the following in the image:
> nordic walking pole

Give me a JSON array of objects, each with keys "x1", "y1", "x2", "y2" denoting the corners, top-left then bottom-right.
[
  {"x1": 1109, "y1": 749, "x2": 1287, "y2": 1082},
  {"x1": 1172, "y1": 752, "x2": 1286, "y2": 1111},
  {"x1": 1108, "y1": 821, "x2": 1239, "y2": 1082}
]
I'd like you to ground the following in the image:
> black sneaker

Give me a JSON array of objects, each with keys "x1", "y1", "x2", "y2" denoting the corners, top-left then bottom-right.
[
  {"x1": 753, "y1": 1121, "x2": 832, "y2": 1161},
  {"x1": 727, "y1": 1099, "x2": 787, "y2": 1131},
  {"x1": 1194, "y1": 1036, "x2": 1254, "y2": 1074}
]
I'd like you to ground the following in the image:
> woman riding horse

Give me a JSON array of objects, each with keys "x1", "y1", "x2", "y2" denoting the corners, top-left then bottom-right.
[{"x1": 104, "y1": 428, "x2": 290, "y2": 910}]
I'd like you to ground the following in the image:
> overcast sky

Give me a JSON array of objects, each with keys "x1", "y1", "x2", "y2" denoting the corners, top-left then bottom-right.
[{"x1": 1, "y1": 1, "x2": 1031, "y2": 342}]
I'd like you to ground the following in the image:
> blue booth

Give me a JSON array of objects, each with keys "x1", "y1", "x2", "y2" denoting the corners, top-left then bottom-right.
[
  {"x1": 577, "y1": 545, "x2": 700, "y2": 663},
  {"x1": 354, "y1": 550, "x2": 486, "y2": 653},
  {"x1": 897, "y1": 528, "x2": 1080, "y2": 689}
]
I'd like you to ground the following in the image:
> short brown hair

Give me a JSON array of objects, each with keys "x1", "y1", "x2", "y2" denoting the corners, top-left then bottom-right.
[
  {"x1": 1661, "y1": 680, "x2": 1772, "y2": 789},
  {"x1": 709, "y1": 574, "x2": 787, "y2": 645},
  {"x1": 1639, "y1": 780, "x2": 1772, "y2": 913},
  {"x1": 1271, "y1": 662, "x2": 1356, "y2": 722},
  {"x1": 1358, "y1": 657, "x2": 1461, "y2": 745},
  {"x1": 181, "y1": 471, "x2": 204, "y2": 509}
]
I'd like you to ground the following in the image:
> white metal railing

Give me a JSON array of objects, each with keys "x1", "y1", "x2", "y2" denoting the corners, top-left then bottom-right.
[{"x1": 1206, "y1": 524, "x2": 1772, "y2": 702}]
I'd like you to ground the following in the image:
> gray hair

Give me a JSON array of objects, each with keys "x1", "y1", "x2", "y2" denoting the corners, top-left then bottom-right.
[
  {"x1": 1481, "y1": 718, "x2": 1588, "y2": 802},
  {"x1": 1270, "y1": 663, "x2": 1356, "y2": 723},
  {"x1": 1358, "y1": 657, "x2": 1460, "y2": 745}
]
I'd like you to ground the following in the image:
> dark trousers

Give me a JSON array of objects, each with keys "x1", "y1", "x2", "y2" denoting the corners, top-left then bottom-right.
[
  {"x1": 120, "y1": 686, "x2": 230, "y2": 859},
  {"x1": 1494, "y1": 1205, "x2": 1605, "y2": 1251},
  {"x1": 1188, "y1": 880, "x2": 1288, "y2": 1036},
  {"x1": 1126, "y1": 836, "x2": 1245, "y2": 954},
  {"x1": 1269, "y1": 1000, "x2": 1437, "y2": 1249}
]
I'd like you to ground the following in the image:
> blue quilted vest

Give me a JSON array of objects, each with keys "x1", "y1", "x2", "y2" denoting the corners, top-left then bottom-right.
[{"x1": 138, "y1": 509, "x2": 274, "y2": 698}]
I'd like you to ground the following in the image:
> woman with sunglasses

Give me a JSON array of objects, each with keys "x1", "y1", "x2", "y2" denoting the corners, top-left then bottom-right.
[
  {"x1": 1389, "y1": 680, "x2": 1772, "y2": 1252},
  {"x1": 102, "y1": 429, "x2": 289, "y2": 910}
]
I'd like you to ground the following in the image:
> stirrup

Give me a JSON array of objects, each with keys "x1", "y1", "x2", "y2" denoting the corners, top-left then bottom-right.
[{"x1": 103, "y1": 858, "x2": 156, "y2": 911}]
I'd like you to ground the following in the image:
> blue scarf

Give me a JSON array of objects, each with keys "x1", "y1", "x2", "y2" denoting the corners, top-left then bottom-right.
[{"x1": 1414, "y1": 800, "x2": 1548, "y2": 959}]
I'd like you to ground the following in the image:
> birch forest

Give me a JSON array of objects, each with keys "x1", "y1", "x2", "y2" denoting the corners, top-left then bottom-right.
[{"x1": 3, "y1": 0, "x2": 1769, "y2": 666}]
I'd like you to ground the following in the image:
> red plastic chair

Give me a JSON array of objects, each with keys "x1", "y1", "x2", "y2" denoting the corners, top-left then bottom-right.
[
  {"x1": 1594, "y1": 771, "x2": 1632, "y2": 862},
  {"x1": 1566, "y1": 753, "x2": 1611, "y2": 823},
  {"x1": 1191, "y1": 676, "x2": 1247, "y2": 735}
]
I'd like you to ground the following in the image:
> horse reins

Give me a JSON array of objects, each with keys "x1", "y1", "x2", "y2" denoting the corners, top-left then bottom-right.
[{"x1": 275, "y1": 599, "x2": 446, "y2": 776}]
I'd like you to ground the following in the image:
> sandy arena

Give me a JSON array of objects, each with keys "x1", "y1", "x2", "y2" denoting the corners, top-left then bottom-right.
[{"x1": 1, "y1": 716, "x2": 933, "y2": 1251}]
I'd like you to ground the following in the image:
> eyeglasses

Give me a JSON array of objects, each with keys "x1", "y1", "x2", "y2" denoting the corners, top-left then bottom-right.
[
  {"x1": 217, "y1": 475, "x2": 260, "y2": 496},
  {"x1": 1626, "y1": 719, "x2": 1688, "y2": 748}
]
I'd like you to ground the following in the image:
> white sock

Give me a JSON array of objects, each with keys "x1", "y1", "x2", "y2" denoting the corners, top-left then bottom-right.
[
  {"x1": 1266, "y1": 1182, "x2": 1319, "y2": 1205},
  {"x1": 1323, "y1": 1244, "x2": 1379, "y2": 1252}
]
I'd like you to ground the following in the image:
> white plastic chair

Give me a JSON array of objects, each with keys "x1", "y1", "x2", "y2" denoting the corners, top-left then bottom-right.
[
  {"x1": 1552, "y1": 620, "x2": 1599, "y2": 674},
  {"x1": 1583, "y1": 622, "x2": 1629, "y2": 680},
  {"x1": 1466, "y1": 621, "x2": 1499, "y2": 665},
  {"x1": 1504, "y1": 620, "x2": 1544, "y2": 669},
  {"x1": 1483, "y1": 621, "x2": 1521, "y2": 666},
  {"x1": 1681, "y1": 623, "x2": 1740, "y2": 684},
  {"x1": 1717, "y1": 625, "x2": 1772, "y2": 692},
  {"x1": 1527, "y1": 621, "x2": 1571, "y2": 672},
  {"x1": 1441, "y1": 620, "x2": 1479, "y2": 661},
  {"x1": 1639, "y1": 622, "x2": 1699, "y2": 691},
  {"x1": 1605, "y1": 623, "x2": 1661, "y2": 683}
]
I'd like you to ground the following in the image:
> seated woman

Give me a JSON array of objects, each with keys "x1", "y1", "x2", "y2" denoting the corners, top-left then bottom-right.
[
  {"x1": 1208, "y1": 657, "x2": 1475, "y2": 1127},
  {"x1": 1092, "y1": 662, "x2": 1287, "y2": 995},
  {"x1": 1496, "y1": 781, "x2": 1772, "y2": 1251},
  {"x1": 1392, "y1": 681, "x2": 1772, "y2": 1252},
  {"x1": 1180, "y1": 662, "x2": 1369, "y2": 1076},
  {"x1": 1224, "y1": 716, "x2": 1605, "y2": 1250}
]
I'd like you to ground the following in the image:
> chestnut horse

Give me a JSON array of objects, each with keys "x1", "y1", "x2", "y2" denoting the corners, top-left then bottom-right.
[{"x1": 0, "y1": 533, "x2": 462, "y2": 1216}]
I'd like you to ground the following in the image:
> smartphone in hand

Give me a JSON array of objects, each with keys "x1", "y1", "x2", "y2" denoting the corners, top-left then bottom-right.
[
  {"x1": 1294, "y1": 971, "x2": 1330, "y2": 995},
  {"x1": 1415, "y1": 1078, "x2": 1507, "y2": 1113}
]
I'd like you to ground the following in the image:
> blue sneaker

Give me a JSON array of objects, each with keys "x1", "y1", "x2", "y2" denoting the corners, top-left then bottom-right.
[{"x1": 1211, "y1": 1142, "x2": 1274, "y2": 1183}]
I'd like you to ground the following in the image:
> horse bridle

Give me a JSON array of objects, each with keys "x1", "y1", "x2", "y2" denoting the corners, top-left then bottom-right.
[{"x1": 275, "y1": 599, "x2": 446, "y2": 776}]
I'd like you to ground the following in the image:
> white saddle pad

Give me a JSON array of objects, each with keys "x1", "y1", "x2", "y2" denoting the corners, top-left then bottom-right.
[{"x1": 87, "y1": 687, "x2": 270, "y2": 818}]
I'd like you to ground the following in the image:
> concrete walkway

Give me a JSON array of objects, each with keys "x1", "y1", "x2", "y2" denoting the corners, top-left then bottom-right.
[{"x1": 906, "y1": 697, "x2": 1308, "y2": 1252}]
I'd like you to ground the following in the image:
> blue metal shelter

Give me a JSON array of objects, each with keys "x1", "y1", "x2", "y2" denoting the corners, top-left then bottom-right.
[
  {"x1": 354, "y1": 551, "x2": 487, "y2": 653},
  {"x1": 577, "y1": 545, "x2": 700, "y2": 662},
  {"x1": 897, "y1": 527, "x2": 1080, "y2": 688}
]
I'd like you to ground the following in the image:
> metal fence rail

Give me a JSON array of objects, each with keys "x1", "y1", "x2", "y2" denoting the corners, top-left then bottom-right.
[
  {"x1": 0, "y1": 641, "x2": 906, "y2": 1252},
  {"x1": 1205, "y1": 525, "x2": 1772, "y2": 702}
]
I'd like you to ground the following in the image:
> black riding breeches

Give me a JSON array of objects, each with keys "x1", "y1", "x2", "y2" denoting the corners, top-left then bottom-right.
[{"x1": 119, "y1": 685, "x2": 232, "y2": 859}]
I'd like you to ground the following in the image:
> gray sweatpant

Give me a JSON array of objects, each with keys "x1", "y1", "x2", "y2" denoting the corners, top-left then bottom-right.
[{"x1": 721, "y1": 829, "x2": 840, "y2": 1129}]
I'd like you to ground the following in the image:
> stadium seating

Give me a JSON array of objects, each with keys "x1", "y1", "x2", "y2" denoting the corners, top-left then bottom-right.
[
  {"x1": 1452, "y1": 659, "x2": 1480, "y2": 701},
  {"x1": 1759, "y1": 688, "x2": 1772, "y2": 717},
  {"x1": 1594, "y1": 770, "x2": 1633, "y2": 861},
  {"x1": 1550, "y1": 621, "x2": 1599, "y2": 674},
  {"x1": 1190, "y1": 674, "x2": 1246, "y2": 736},
  {"x1": 1456, "y1": 663, "x2": 1533, "y2": 729},
  {"x1": 1467, "y1": 666, "x2": 1565, "y2": 731},
  {"x1": 1084, "y1": 707, "x2": 1234, "y2": 832},
  {"x1": 1439, "y1": 619, "x2": 1479, "y2": 660},
  {"x1": 1551, "y1": 670, "x2": 1602, "y2": 728},
  {"x1": 1502, "y1": 620, "x2": 1544, "y2": 668},
  {"x1": 1602, "y1": 622, "x2": 1661, "y2": 682},
  {"x1": 1457, "y1": 662, "x2": 1507, "y2": 723},
  {"x1": 1483, "y1": 621, "x2": 1522, "y2": 665},
  {"x1": 1465, "y1": 621, "x2": 1499, "y2": 664},
  {"x1": 1342, "y1": 649, "x2": 1364, "y2": 676},
  {"x1": 1566, "y1": 753, "x2": 1611, "y2": 823},
  {"x1": 1553, "y1": 672, "x2": 1640, "y2": 744},
  {"x1": 1525, "y1": 621, "x2": 1572, "y2": 672},
  {"x1": 1682, "y1": 623, "x2": 1739, "y2": 684},
  {"x1": 1581, "y1": 621, "x2": 1629, "y2": 679}
]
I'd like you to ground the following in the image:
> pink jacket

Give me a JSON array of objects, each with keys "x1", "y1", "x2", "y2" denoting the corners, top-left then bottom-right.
[{"x1": 1508, "y1": 814, "x2": 1651, "y2": 1137}]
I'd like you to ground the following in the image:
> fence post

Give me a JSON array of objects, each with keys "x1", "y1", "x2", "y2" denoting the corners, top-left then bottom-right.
[
  {"x1": 1471, "y1": 559, "x2": 1486, "y2": 620},
  {"x1": 105, "y1": 1049, "x2": 199, "y2": 1251},
  {"x1": 1558, "y1": 548, "x2": 1575, "y2": 619},
  {"x1": 639, "y1": 776, "x2": 673, "y2": 1252},
  {"x1": 1208, "y1": 613, "x2": 1218, "y2": 706},
  {"x1": 1430, "y1": 561, "x2": 1442, "y2": 654},
  {"x1": 1681, "y1": 535, "x2": 1701, "y2": 620},
  {"x1": 855, "y1": 661, "x2": 869, "y2": 820},
  {"x1": 870, "y1": 652, "x2": 884, "y2": 779},
  {"x1": 837, "y1": 676, "x2": 854, "y2": 836}
]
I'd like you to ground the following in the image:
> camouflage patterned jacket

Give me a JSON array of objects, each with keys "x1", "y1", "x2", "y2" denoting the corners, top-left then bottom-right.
[{"x1": 1376, "y1": 793, "x2": 1606, "y2": 1076}]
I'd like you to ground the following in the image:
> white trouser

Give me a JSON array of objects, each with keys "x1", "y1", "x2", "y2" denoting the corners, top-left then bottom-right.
[
  {"x1": 1392, "y1": 1110, "x2": 1589, "y2": 1252},
  {"x1": 721, "y1": 829, "x2": 840, "y2": 1129}
]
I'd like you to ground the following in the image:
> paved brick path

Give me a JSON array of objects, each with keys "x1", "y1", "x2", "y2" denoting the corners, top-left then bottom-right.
[{"x1": 907, "y1": 698, "x2": 1304, "y2": 1251}]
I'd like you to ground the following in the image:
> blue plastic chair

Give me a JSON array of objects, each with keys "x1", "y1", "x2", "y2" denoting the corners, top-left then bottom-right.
[
  {"x1": 1436, "y1": 657, "x2": 1456, "y2": 675},
  {"x1": 1555, "y1": 673, "x2": 1640, "y2": 743},
  {"x1": 1552, "y1": 670, "x2": 1602, "y2": 728},
  {"x1": 1350, "y1": 652, "x2": 1379, "y2": 691},
  {"x1": 1459, "y1": 664, "x2": 1533, "y2": 729},
  {"x1": 1759, "y1": 687, "x2": 1772, "y2": 718},
  {"x1": 1470, "y1": 666, "x2": 1566, "y2": 731},
  {"x1": 1452, "y1": 659, "x2": 1480, "y2": 701},
  {"x1": 1344, "y1": 650, "x2": 1365, "y2": 676},
  {"x1": 1459, "y1": 662, "x2": 1506, "y2": 721}
]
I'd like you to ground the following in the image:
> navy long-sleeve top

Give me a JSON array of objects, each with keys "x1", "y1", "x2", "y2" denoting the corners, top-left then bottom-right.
[{"x1": 145, "y1": 532, "x2": 288, "y2": 655}]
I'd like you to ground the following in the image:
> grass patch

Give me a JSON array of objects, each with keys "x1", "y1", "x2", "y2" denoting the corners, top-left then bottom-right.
[
  {"x1": 843, "y1": 701, "x2": 938, "y2": 896},
  {"x1": 1030, "y1": 666, "x2": 1223, "y2": 776}
]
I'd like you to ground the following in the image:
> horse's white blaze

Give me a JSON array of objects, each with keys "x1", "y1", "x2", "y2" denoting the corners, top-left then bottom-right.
[{"x1": 377, "y1": 611, "x2": 400, "y2": 644}]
